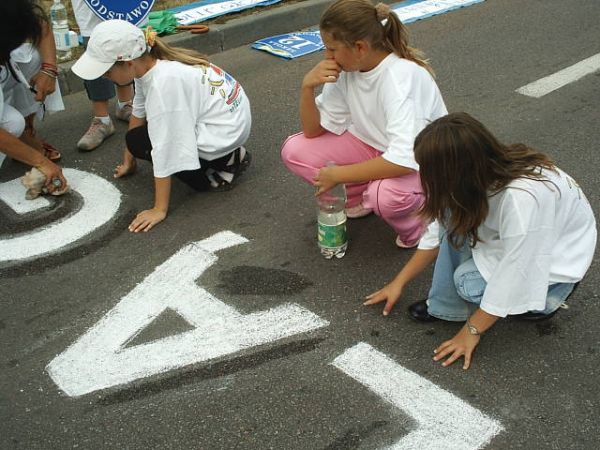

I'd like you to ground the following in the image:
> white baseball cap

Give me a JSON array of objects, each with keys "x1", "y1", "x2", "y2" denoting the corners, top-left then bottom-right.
[{"x1": 72, "y1": 20, "x2": 147, "y2": 80}]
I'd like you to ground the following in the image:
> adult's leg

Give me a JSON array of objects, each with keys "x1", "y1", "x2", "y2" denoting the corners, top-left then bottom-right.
[
  {"x1": 281, "y1": 131, "x2": 378, "y2": 208},
  {"x1": 78, "y1": 36, "x2": 116, "y2": 151},
  {"x1": 362, "y1": 171, "x2": 425, "y2": 246}
]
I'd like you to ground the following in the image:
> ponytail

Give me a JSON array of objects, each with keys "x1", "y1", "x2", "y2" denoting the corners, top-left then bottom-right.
[
  {"x1": 320, "y1": 0, "x2": 433, "y2": 76},
  {"x1": 144, "y1": 27, "x2": 209, "y2": 67},
  {"x1": 376, "y1": 3, "x2": 433, "y2": 76}
]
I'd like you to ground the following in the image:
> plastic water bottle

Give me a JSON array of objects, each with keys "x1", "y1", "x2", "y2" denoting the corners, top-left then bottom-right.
[
  {"x1": 50, "y1": 0, "x2": 72, "y2": 62},
  {"x1": 317, "y1": 179, "x2": 348, "y2": 259}
]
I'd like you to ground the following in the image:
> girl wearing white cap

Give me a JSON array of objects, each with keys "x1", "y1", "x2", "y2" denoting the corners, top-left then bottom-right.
[{"x1": 72, "y1": 20, "x2": 252, "y2": 232}]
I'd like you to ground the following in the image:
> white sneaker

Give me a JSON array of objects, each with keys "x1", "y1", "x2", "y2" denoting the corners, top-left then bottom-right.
[
  {"x1": 77, "y1": 118, "x2": 115, "y2": 151},
  {"x1": 395, "y1": 235, "x2": 419, "y2": 249},
  {"x1": 346, "y1": 203, "x2": 373, "y2": 219},
  {"x1": 115, "y1": 102, "x2": 133, "y2": 122}
]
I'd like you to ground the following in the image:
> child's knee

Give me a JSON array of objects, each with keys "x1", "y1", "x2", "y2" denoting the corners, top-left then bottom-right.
[
  {"x1": 365, "y1": 179, "x2": 424, "y2": 219},
  {"x1": 453, "y1": 261, "x2": 485, "y2": 303},
  {"x1": 281, "y1": 132, "x2": 307, "y2": 166}
]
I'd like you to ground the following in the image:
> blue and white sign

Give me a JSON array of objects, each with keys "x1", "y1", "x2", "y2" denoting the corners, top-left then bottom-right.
[
  {"x1": 83, "y1": 0, "x2": 155, "y2": 25},
  {"x1": 252, "y1": 32, "x2": 324, "y2": 60}
]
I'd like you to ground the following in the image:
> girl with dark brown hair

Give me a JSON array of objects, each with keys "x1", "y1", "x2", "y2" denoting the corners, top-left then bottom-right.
[
  {"x1": 365, "y1": 113, "x2": 596, "y2": 369},
  {"x1": 281, "y1": 0, "x2": 446, "y2": 248}
]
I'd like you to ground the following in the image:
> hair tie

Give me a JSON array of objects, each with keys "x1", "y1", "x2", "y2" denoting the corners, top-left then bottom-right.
[
  {"x1": 375, "y1": 2, "x2": 391, "y2": 21},
  {"x1": 145, "y1": 26, "x2": 157, "y2": 48}
]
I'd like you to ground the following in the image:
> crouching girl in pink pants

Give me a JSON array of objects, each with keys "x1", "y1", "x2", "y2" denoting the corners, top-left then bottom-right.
[{"x1": 281, "y1": 0, "x2": 446, "y2": 247}]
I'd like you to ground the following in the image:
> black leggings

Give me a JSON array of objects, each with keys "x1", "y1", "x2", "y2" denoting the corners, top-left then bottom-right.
[{"x1": 125, "y1": 124, "x2": 232, "y2": 191}]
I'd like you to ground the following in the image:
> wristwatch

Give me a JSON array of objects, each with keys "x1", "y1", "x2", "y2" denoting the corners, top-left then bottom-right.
[{"x1": 466, "y1": 319, "x2": 481, "y2": 336}]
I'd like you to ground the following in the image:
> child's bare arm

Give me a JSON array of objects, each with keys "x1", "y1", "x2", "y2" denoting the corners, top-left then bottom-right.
[
  {"x1": 300, "y1": 60, "x2": 341, "y2": 138},
  {"x1": 364, "y1": 247, "x2": 439, "y2": 316},
  {"x1": 314, "y1": 156, "x2": 413, "y2": 195}
]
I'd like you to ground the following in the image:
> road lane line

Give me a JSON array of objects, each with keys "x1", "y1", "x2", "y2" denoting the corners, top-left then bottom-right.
[
  {"x1": 516, "y1": 53, "x2": 600, "y2": 98},
  {"x1": 332, "y1": 343, "x2": 503, "y2": 450}
]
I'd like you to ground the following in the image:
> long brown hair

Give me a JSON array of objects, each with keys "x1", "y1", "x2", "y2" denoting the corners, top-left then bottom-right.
[
  {"x1": 319, "y1": 0, "x2": 433, "y2": 75},
  {"x1": 414, "y1": 112, "x2": 556, "y2": 247}
]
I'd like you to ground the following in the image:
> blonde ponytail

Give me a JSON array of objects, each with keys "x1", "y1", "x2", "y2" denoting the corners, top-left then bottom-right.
[{"x1": 145, "y1": 28, "x2": 209, "y2": 67}]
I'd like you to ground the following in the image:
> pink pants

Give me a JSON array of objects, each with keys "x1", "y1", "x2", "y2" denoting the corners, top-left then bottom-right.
[{"x1": 281, "y1": 131, "x2": 426, "y2": 245}]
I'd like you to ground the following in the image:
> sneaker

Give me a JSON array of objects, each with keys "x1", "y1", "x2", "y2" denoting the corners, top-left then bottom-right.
[
  {"x1": 346, "y1": 203, "x2": 373, "y2": 219},
  {"x1": 77, "y1": 118, "x2": 115, "y2": 151},
  {"x1": 395, "y1": 235, "x2": 419, "y2": 249},
  {"x1": 115, "y1": 102, "x2": 133, "y2": 122}
]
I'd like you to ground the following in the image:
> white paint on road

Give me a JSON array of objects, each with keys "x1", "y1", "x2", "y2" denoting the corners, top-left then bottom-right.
[
  {"x1": 47, "y1": 231, "x2": 329, "y2": 397},
  {"x1": 332, "y1": 343, "x2": 503, "y2": 450},
  {"x1": 0, "y1": 177, "x2": 50, "y2": 214},
  {"x1": 516, "y1": 53, "x2": 600, "y2": 98},
  {"x1": 0, "y1": 168, "x2": 121, "y2": 262}
]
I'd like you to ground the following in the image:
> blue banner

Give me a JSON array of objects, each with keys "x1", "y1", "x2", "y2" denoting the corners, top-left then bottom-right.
[
  {"x1": 252, "y1": 32, "x2": 324, "y2": 60},
  {"x1": 83, "y1": 0, "x2": 155, "y2": 26}
]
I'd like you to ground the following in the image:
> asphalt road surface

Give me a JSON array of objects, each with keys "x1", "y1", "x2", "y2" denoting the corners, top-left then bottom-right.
[{"x1": 1, "y1": 0, "x2": 599, "y2": 449}]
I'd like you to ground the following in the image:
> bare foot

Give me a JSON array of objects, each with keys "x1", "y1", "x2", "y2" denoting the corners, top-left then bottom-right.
[{"x1": 114, "y1": 160, "x2": 137, "y2": 178}]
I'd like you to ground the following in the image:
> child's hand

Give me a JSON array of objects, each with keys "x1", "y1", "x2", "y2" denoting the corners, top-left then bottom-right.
[
  {"x1": 363, "y1": 281, "x2": 404, "y2": 316},
  {"x1": 313, "y1": 165, "x2": 340, "y2": 196},
  {"x1": 433, "y1": 326, "x2": 481, "y2": 370},
  {"x1": 302, "y1": 60, "x2": 342, "y2": 89},
  {"x1": 128, "y1": 208, "x2": 167, "y2": 233}
]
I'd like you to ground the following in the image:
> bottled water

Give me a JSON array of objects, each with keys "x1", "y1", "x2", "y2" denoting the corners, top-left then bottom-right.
[
  {"x1": 50, "y1": 0, "x2": 72, "y2": 62},
  {"x1": 317, "y1": 182, "x2": 348, "y2": 259}
]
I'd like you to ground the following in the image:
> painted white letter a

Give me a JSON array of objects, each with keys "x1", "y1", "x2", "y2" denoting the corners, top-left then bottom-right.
[{"x1": 47, "y1": 231, "x2": 328, "y2": 397}]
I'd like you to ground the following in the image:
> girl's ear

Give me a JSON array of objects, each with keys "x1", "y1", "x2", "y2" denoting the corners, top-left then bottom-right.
[{"x1": 354, "y1": 39, "x2": 370, "y2": 57}]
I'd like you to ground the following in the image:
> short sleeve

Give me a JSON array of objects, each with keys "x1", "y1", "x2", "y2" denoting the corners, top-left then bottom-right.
[
  {"x1": 132, "y1": 79, "x2": 146, "y2": 118},
  {"x1": 315, "y1": 81, "x2": 351, "y2": 135},
  {"x1": 144, "y1": 84, "x2": 200, "y2": 178},
  {"x1": 418, "y1": 220, "x2": 441, "y2": 250},
  {"x1": 380, "y1": 94, "x2": 419, "y2": 170}
]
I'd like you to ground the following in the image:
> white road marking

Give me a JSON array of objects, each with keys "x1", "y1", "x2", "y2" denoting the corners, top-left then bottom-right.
[
  {"x1": 47, "y1": 231, "x2": 329, "y2": 397},
  {"x1": 0, "y1": 168, "x2": 121, "y2": 262},
  {"x1": 0, "y1": 177, "x2": 50, "y2": 214},
  {"x1": 332, "y1": 343, "x2": 503, "y2": 450},
  {"x1": 516, "y1": 53, "x2": 600, "y2": 98}
]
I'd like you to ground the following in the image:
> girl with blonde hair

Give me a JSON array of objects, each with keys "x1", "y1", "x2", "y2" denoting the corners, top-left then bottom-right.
[
  {"x1": 282, "y1": 0, "x2": 446, "y2": 248},
  {"x1": 72, "y1": 20, "x2": 251, "y2": 232}
]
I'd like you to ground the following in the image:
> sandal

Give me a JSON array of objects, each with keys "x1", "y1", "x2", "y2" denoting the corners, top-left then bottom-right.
[
  {"x1": 207, "y1": 147, "x2": 252, "y2": 192},
  {"x1": 42, "y1": 141, "x2": 61, "y2": 161}
]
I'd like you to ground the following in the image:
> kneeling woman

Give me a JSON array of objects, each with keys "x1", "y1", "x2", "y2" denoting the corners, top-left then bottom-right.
[
  {"x1": 365, "y1": 112, "x2": 596, "y2": 369},
  {"x1": 72, "y1": 20, "x2": 251, "y2": 232}
]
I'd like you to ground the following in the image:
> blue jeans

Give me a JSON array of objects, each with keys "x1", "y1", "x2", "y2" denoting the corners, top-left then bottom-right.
[{"x1": 426, "y1": 233, "x2": 576, "y2": 321}]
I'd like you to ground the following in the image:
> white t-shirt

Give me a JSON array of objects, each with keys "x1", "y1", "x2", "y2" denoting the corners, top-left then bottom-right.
[
  {"x1": 315, "y1": 54, "x2": 447, "y2": 170},
  {"x1": 71, "y1": 0, "x2": 103, "y2": 37},
  {"x1": 132, "y1": 60, "x2": 251, "y2": 178},
  {"x1": 419, "y1": 168, "x2": 597, "y2": 316}
]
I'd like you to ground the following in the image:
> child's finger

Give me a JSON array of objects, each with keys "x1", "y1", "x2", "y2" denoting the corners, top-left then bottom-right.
[
  {"x1": 441, "y1": 349, "x2": 463, "y2": 367},
  {"x1": 382, "y1": 300, "x2": 396, "y2": 316}
]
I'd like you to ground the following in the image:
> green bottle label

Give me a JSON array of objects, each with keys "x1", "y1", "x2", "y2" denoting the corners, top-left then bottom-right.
[{"x1": 318, "y1": 221, "x2": 347, "y2": 248}]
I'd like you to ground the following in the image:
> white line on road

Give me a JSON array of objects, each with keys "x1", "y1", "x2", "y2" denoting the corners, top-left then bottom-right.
[
  {"x1": 516, "y1": 53, "x2": 600, "y2": 98},
  {"x1": 332, "y1": 343, "x2": 503, "y2": 450},
  {"x1": 47, "y1": 231, "x2": 329, "y2": 397}
]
